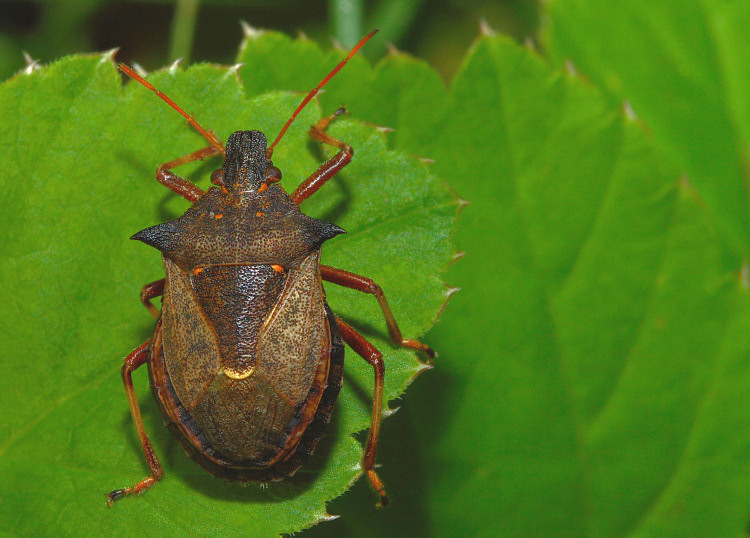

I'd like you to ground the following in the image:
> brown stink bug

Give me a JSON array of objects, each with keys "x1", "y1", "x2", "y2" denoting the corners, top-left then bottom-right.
[{"x1": 107, "y1": 30, "x2": 434, "y2": 508}]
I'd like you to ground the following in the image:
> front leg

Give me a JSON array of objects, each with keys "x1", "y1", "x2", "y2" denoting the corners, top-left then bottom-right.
[
  {"x1": 140, "y1": 279, "x2": 164, "y2": 319},
  {"x1": 291, "y1": 108, "x2": 353, "y2": 205},
  {"x1": 156, "y1": 146, "x2": 223, "y2": 202},
  {"x1": 322, "y1": 265, "x2": 435, "y2": 359}
]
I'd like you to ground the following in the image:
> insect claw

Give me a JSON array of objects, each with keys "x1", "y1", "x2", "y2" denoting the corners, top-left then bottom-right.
[{"x1": 106, "y1": 488, "x2": 126, "y2": 506}]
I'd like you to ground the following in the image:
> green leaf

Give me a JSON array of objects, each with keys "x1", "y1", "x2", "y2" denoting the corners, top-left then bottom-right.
[
  {"x1": 545, "y1": 0, "x2": 750, "y2": 259},
  {"x1": 0, "y1": 47, "x2": 457, "y2": 535},
  {"x1": 5, "y1": 22, "x2": 749, "y2": 537},
  {"x1": 268, "y1": 29, "x2": 750, "y2": 538}
]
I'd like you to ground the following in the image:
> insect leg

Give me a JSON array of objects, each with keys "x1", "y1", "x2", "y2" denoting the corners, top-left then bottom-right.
[
  {"x1": 291, "y1": 108, "x2": 353, "y2": 205},
  {"x1": 140, "y1": 279, "x2": 164, "y2": 319},
  {"x1": 155, "y1": 146, "x2": 223, "y2": 202},
  {"x1": 334, "y1": 316, "x2": 390, "y2": 508},
  {"x1": 107, "y1": 340, "x2": 164, "y2": 506},
  {"x1": 322, "y1": 265, "x2": 435, "y2": 359}
]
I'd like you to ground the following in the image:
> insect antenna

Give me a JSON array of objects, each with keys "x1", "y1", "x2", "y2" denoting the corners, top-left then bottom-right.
[
  {"x1": 119, "y1": 63, "x2": 226, "y2": 155},
  {"x1": 266, "y1": 28, "x2": 379, "y2": 158}
]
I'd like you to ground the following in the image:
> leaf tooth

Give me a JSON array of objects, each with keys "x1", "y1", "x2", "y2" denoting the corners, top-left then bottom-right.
[
  {"x1": 99, "y1": 47, "x2": 119, "y2": 65},
  {"x1": 331, "y1": 38, "x2": 345, "y2": 52},
  {"x1": 432, "y1": 285, "x2": 461, "y2": 323},
  {"x1": 168, "y1": 58, "x2": 183, "y2": 73},
  {"x1": 565, "y1": 59, "x2": 579, "y2": 76},
  {"x1": 739, "y1": 263, "x2": 750, "y2": 290},
  {"x1": 21, "y1": 51, "x2": 40, "y2": 75},
  {"x1": 410, "y1": 362, "x2": 434, "y2": 384},
  {"x1": 479, "y1": 18, "x2": 497, "y2": 36},
  {"x1": 678, "y1": 174, "x2": 703, "y2": 205},
  {"x1": 223, "y1": 63, "x2": 245, "y2": 79},
  {"x1": 132, "y1": 62, "x2": 148, "y2": 77},
  {"x1": 317, "y1": 512, "x2": 340, "y2": 522},
  {"x1": 386, "y1": 42, "x2": 405, "y2": 57},
  {"x1": 382, "y1": 406, "x2": 401, "y2": 419},
  {"x1": 622, "y1": 99, "x2": 639, "y2": 121},
  {"x1": 240, "y1": 20, "x2": 264, "y2": 39},
  {"x1": 449, "y1": 250, "x2": 466, "y2": 267}
]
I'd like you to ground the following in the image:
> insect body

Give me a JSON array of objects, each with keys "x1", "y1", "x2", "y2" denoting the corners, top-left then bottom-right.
[{"x1": 107, "y1": 31, "x2": 433, "y2": 508}]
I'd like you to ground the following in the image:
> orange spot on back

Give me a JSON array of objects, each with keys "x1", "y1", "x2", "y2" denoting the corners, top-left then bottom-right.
[
  {"x1": 271, "y1": 264, "x2": 284, "y2": 274},
  {"x1": 193, "y1": 267, "x2": 204, "y2": 276}
]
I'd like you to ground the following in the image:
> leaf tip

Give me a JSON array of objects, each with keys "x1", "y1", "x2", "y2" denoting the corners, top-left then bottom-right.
[
  {"x1": 479, "y1": 18, "x2": 497, "y2": 37},
  {"x1": 240, "y1": 20, "x2": 264, "y2": 40}
]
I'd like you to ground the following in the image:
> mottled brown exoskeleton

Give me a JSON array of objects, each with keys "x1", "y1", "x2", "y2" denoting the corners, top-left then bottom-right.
[{"x1": 107, "y1": 30, "x2": 433, "y2": 508}]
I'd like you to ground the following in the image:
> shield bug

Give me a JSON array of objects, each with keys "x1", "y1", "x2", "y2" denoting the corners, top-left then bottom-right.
[{"x1": 107, "y1": 29, "x2": 434, "y2": 508}]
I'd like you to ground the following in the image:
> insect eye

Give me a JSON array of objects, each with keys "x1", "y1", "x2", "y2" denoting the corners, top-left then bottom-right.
[
  {"x1": 210, "y1": 169, "x2": 225, "y2": 186},
  {"x1": 265, "y1": 166, "x2": 282, "y2": 184}
]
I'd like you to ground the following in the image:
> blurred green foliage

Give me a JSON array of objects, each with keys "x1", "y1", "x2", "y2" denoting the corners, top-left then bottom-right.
[{"x1": 0, "y1": 0, "x2": 537, "y2": 82}]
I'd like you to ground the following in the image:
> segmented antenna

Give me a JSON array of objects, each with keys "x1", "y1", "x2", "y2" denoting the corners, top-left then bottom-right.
[
  {"x1": 118, "y1": 63, "x2": 226, "y2": 155},
  {"x1": 266, "y1": 28, "x2": 379, "y2": 158}
]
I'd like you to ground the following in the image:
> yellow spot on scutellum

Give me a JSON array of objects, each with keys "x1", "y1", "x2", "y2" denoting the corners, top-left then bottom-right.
[{"x1": 224, "y1": 367, "x2": 255, "y2": 380}]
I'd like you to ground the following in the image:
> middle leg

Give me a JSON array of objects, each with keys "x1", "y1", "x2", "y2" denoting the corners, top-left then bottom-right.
[{"x1": 322, "y1": 265, "x2": 435, "y2": 359}]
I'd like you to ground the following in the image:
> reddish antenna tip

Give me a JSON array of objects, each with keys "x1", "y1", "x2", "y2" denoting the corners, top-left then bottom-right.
[{"x1": 266, "y1": 29, "x2": 379, "y2": 158}]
